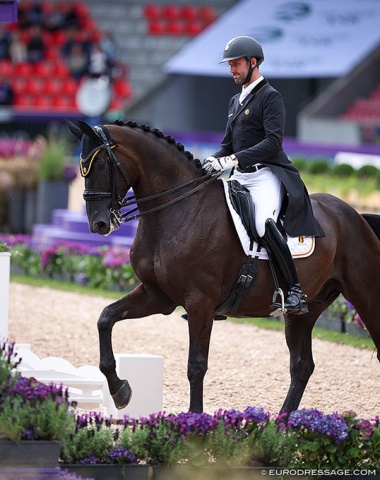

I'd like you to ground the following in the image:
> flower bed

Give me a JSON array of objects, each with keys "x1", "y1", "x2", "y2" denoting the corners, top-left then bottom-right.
[
  {"x1": 0, "y1": 234, "x2": 138, "y2": 291},
  {"x1": 1, "y1": 341, "x2": 379, "y2": 472}
]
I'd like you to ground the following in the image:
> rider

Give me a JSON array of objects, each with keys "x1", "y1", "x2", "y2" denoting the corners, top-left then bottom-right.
[{"x1": 203, "y1": 36, "x2": 324, "y2": 315}]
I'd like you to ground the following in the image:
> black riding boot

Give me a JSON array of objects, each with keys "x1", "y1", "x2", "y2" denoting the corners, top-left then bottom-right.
[{"x1": 262, "y1": 218, "x2": 308, "y2": 315}]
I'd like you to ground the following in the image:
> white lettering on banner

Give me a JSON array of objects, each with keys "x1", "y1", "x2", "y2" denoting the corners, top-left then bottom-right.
[
  {"x1": 264, "y1": 468, "x2": 378, "y2": 476},
  {"x1": 165, "y1": 0, "x2": 380, "y2": 78}
]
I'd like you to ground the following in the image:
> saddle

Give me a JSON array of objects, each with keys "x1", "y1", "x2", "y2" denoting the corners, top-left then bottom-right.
[
  {"x1": 228, "y1": 180, "x2": 259, "y2": 249},
  {"x1": 215, "y1": 180, "x2": 263, "y2": 317}
]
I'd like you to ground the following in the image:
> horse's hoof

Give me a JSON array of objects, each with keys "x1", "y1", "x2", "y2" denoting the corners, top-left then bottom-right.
[{"x1": 112, "y1": 380, "x2": 133, "y2": 410}]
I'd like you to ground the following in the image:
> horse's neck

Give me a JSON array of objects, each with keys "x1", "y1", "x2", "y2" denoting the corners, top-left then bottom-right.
[{"x1": 132, "y1": 149, "x2": 200, "y2": 200}]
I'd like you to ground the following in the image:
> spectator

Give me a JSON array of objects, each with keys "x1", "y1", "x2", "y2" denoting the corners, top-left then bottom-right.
[
  {"x1": 0, "y1": 25, "x2": 11, "y2": 60},
  {"x1": 9, "y1": 29, "x2": 27, "y2": 64},
  {"x1": 18, "y1": 2, "x2": 44, "y2": 29},
  {"x1": 65, "y1": 5, "x2": 81, "y2": 30},
  {"x1": 100, "y1": 31, "x2": 118, "y2": 68},
  {"x1": 27, "y1": 2, "x2": 45, "y2": 27},
  {"x1": 61, "y1": 27, "x2": 91, "y2": 59},
  {"x1": 45, "y1": 5, "x2": 67, "y2": 32},
  {"x1": 88, "y1": 42, "x2": 108, "y2": 78},
  {"x1": 66, "y1": 42, "x2": 89, "y2": 79},
  {"x1": 27, "y1": 24, "x2": 45, "y2": 62},
  {"x1": 0, "y1": 75, "x2": 14, "y2": 106}
]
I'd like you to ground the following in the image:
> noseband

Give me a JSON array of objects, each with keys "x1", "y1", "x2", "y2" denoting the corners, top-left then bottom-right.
[
  {"x1": 81, "y1": 125, "x2": 128, "y2": 229},
  {"x1": 81, "y1": 124, "x2": 221, "y2": 226}
]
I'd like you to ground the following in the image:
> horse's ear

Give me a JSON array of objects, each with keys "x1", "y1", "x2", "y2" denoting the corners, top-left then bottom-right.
[
  {"x1": 65, "y1": 119, "x2": 83, "y2": 141},
  {"x1": 77, "y1": 120, "x2": 102, "y2": 142}
]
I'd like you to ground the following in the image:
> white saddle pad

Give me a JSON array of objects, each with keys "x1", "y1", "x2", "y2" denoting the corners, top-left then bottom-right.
[{"x1": 221, "y1": 178, "x2": 315, "y2": 260}]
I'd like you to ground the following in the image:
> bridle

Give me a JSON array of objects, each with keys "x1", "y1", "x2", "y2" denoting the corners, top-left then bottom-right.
[{"x1": 80, "y1": 125, "x2": 221, "y2": 227}]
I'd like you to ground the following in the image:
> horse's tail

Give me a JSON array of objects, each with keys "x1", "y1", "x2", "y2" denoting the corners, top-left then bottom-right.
[{"x1": 362, "y1": 213, "x2": 380, "y2": 240}]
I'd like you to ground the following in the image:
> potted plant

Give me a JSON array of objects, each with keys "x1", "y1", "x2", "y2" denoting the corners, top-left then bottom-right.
[
  {"x1": 0, "y1": 340, "x2": 75, "y2": 474},
  {"x1": 36, "y1": 136, "x2": 77, "y2": 225}
]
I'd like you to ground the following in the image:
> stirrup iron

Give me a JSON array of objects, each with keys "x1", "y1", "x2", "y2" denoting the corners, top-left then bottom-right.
[{"x1": 270, "y1": 287, "x2": 285, "y2": 317}]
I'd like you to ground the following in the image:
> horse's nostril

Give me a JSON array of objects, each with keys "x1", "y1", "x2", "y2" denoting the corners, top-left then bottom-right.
[{"x1": 93, "y1": 221, "x2": 107, "y2": 233}]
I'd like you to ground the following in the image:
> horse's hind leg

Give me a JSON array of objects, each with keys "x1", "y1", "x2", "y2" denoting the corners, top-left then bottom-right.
[
  {"x1": 280, "y1": 312, "x2": 318, "y2": 413},
  {"x1": 97, "y1": 283, "x2": 175, "y2": 409}
]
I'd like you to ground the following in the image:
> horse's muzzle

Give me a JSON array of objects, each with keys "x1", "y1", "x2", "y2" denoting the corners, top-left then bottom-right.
[{"x1": 91, "y1": 220, "x2": 112, "y2": 235}]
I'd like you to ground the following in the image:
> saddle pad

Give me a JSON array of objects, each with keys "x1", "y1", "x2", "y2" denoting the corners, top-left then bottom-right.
[{"x1": 221, "y1": 178, "x2": 315, "y2": 259}]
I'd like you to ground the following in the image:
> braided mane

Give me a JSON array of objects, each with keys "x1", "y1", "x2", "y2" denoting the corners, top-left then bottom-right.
[{"x1": 113, "y1": 119, "x2": 202, "y2": 169}]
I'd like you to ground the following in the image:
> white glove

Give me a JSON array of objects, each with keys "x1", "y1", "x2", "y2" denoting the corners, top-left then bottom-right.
[{"x1": 203, "y1": 155, "x2": 238, "y2": 174}]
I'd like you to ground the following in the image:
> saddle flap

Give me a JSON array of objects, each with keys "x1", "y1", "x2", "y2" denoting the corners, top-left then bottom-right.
[{"x1": 228, "y1": 180, "x2": 258, "y2": 247}]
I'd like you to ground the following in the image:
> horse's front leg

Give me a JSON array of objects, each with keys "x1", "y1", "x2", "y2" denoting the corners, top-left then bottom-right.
[
  {"x1": 280, "y1": 314, "x2": 316, "y2": 414},
  {"x1": 98, "y1": 283, "x2": 175, "y2": 410},
  {"x1": 186, "y1": 304, "x2": 215, "y2": 413}
]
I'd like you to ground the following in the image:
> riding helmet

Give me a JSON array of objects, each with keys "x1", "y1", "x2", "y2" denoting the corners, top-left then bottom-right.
[{"x1": 220, "y1": 36, "x2": 264, "y2": 65}]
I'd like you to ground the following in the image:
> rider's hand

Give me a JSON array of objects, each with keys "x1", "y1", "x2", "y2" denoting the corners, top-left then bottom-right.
[
  {"x1": 202, "y1": 155, "x2": 238, "y2": 174},
  {"x1": 202, "y1": 156, "x2": 218, "y2": 174}
]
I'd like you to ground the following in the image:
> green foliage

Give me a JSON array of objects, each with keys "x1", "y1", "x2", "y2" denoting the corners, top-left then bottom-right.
[
  {"x1": 307, "y1": 158, "x2": 330, "y2": 175},
  {"x1": 0, "y1": 341, "x2": 20, "y2": 389},
  {"x1": 1, "y1": 235, "x2": 139, "y2": 292},
  {"x1": 0, "y1": 241, "x2": 10, "y2": 252},
  {"x1": 9, "y1": 243, "x2": 40, "y2": 276},
  {"x1": 60, "y1": 409, "x2": 380, "y2": 470},
  {"x1": 0, "y1": 340, "x2": 75, "y2": 443},
  {"x1": 61, "y1": 419, "x2": 114, "y2": 464},
  {"x1": 357, "y1": 164, "x2": 378, "y2": 179},
  {"x1": 291, "y1": 157, "x2": 308, "y2": 172},
  {"x1": 331, "y1": 163, "x2": 356, "y2": 178},
  {"x1": 38, "y1": 139, "x2": 68, "y2": 181},
  {"x1": 249, "y1": 423, "x2": 297, "y2": 467}
]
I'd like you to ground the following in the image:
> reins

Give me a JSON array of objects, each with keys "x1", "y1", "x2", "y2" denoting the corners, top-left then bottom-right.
[
  {"x1": 121, "y1": 172, "x2": 221, "y2": 222},
  {"x1": 82, "y1": 124, "x2": 222, "y2": 224}
]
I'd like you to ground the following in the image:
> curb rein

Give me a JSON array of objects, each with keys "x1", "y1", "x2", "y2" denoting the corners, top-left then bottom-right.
[{"x1": 81, "y1": 125, "x2": 222, "y2": 225}]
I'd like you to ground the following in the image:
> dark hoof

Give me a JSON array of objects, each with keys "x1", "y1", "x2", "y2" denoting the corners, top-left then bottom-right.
[{"x1": 112, "y1": 380, "x2": 132, "y2": 410}]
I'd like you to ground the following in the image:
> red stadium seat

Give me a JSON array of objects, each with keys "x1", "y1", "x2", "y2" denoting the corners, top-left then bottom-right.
[
  {"x1": 144, "y1": 4, "x2": 161, "y2": 19},
  {"x1": 24, "y1": 77, "x2": 45, "y2": 95},
  {"x1": 14, "y1": 62, "x2": 33, "y2": 76},
  {"x1": 148, "y1": 19, "x2": 166, "y2": 35},
  {"x1": 61, "y1": 78, "x2": 78, "y2": 96},
  {"x1": 34, "y1": 94, "x2": 54, "y2": 108},
  {"x1": 162, "y1": 4, "x2": 181, "y2": 19},
  {"x1": 185, "y1": 20, "x2": 203, "y2": 36},
  {"x1": 113, "y1": 80, "x2": 132, "y2": 98},
  {"x1": 181, "y1": 5, "x2": 197, "y2": 20},
  {"x1": 198, "y1": 5, "x2": 216, "y2": 24},
  {"x1": 54, "y1": 62, "x2": 70, "y2": 77},
  {"x1": 0, "y1": 60, "x2": 13, "y2": 76},
  {"x1": 166, "y1": 19, "x2": 185, "y2": 35},
  {"x1": 33, "y1": 61, "x2": 55, "y2": 76}
]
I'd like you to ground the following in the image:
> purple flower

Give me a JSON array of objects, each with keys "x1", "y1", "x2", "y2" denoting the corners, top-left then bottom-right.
[
  {"x1": 287, "y1": 408, "x2": 348, "y2": 443},
  {"x1": 355, "y1": 419, "x2": 374, "y2": 441},
  {"x1": 107, "y1": 444, "x2": 137, "y2": 464},
  {"x1": 63, "y1": 164, "x2": 78, "y2": 182},
  {"x1": 354, "y1": 313, "x2": 365, "y2": 329}
]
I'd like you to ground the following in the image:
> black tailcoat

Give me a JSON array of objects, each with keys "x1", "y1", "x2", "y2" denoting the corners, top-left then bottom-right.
[{"x1": 214, "y1": 78, "x2": 324, "y2": 238}]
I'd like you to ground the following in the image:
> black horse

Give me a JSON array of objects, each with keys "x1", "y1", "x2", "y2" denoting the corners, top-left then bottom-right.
[{"x1": 68, "y1": 119, "x2": 380, "y2": 414}]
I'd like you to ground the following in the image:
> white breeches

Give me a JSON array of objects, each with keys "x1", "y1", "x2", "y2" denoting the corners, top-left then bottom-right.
[{"x1": 229, "y1": 167, "x2": 284, "y2": 238}]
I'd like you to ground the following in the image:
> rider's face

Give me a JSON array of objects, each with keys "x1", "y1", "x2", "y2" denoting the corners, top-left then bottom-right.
[{"x1": 228, "y1": 57, "x2": 251, "y2": 85}]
